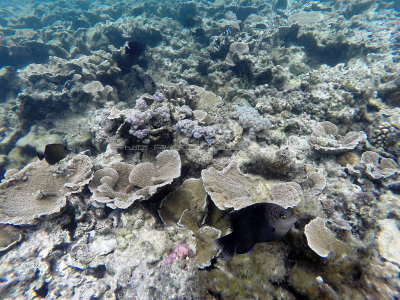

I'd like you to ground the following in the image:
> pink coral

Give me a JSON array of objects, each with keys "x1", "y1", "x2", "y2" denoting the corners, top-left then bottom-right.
[{"x1": 163, "y1": 243, "x2": 195, "y2": 265}]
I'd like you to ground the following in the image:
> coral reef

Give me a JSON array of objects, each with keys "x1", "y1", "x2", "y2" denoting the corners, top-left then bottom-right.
[
  {"x1": 0, "y1": 155, "x2": 92, "y2": 225},
  {"x1": 304, "y1": 217, "x2": 348, "y2": 259},
  {"x1": 89, "y1": 150, "x2": 181, "y2": 209},
  {"x1": 310, "y1": 121, "x2": 367, "y2": 154},
  {"x1": 0, "y1": 225, "x2": 23, "y2": 253},
  {"x1": 0, "y1": 0, "x2": 399, "y2": 298}
]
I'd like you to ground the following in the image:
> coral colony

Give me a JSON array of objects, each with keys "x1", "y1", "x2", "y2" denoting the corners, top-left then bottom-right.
[{"x1": 0, "y1": 0, "x2": 399, "y2": 299}]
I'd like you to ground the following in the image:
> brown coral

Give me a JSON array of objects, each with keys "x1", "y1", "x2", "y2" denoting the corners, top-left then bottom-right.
[
  {"x1": 310, "y1": 121, "x2": 366, "y2": 153},
  {"x1": 89, "y1": 150, "x2": 181, "y2": 209},
  {"x1": 225, "y1": 42, "x2": 250, "y2": 67},
  {"x1": 0, "y1": 156, "x2": 92, "y2": 225}
]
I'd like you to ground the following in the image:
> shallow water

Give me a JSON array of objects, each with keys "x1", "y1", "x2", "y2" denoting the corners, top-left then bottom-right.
[{"x1": 0, "y1": 0, "x2": 399, "y2": 299}]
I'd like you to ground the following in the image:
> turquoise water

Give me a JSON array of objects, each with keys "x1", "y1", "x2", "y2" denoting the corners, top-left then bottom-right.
[{"x1": 0, "y1": 1, "x2": 399, "y2": 299}]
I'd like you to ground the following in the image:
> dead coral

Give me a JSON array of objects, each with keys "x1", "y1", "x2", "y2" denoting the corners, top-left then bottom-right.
[{"x1": 200, "y1": 241, "x2": 292, "y2": 299}]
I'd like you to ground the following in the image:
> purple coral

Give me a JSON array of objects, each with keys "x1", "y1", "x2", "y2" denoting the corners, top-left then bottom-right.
[
  {"x1": 175, "y1": 120, "x2": 216, "y2": 145},
  {"x1": 126, "y1": 110, "x2": 152, "y2": 129},
  {"x1": 135, "y1": 98, "x2": 147, "y2": 111},
  {"x1": 126, "y1": 109, "x2": 152, "y2": 139},
  {"x1": 131, "y1": 128, "x2": 148, "y2": 139},
  {"x1": 178, "y1": 105, "x2": 193, "y2": 119},
  {"x1": 153, "y1": 92, "x2": 165, "y2": 102},
  {"x1": 193, "y1": 125, "x2": 216, "y2": 145},
  {"x1": 236, "y1": 106, "x2": 271, "y2": 135},
  {"x1": 154, "y1": 105, "x2": 171, "y2": 122},
  {"x1": 175, "y1": 119, "x2": 196, "y2": 137},
  {"x1": 163, "y1": 243, "x2": 195, "y2": 265}
]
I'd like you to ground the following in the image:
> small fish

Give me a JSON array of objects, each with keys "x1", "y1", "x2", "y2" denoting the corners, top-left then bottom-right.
[
  {"x1": 223, "y1": 28, "x2": 232, "y2": 36},
  {"x1": 216, "y1": 202, "x2": 297, "y2": 259},
  {"x1": 37, "y1": 144, "x2": 68, "y2": 165}
]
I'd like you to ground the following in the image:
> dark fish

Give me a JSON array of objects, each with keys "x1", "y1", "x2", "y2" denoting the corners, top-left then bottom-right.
[
  {"x1": 125, "y1": 40, "x2": 146, "y2": 57},
  {"x1": 216, "y1": 202, "x2": 297, "y2": 259},
  {"x1": 37, "y1": 144, "x2": 68, "y2": 165}
]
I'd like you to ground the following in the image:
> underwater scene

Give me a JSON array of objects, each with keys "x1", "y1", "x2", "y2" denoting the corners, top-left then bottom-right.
[{"x1": 0, "y1": 0, "x2": 399, "y2": 299}]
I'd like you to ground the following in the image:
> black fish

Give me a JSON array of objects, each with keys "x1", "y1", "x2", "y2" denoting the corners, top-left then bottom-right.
[
  {"x1": 125, "y1": 40, "x2": 146, "y2": 58},
  {"x1": 37, "y1": 144, "x2": 68, "y2": 165},
  {"x1": 216, "y1": 202, "x2": 297, "y2": 259}
]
